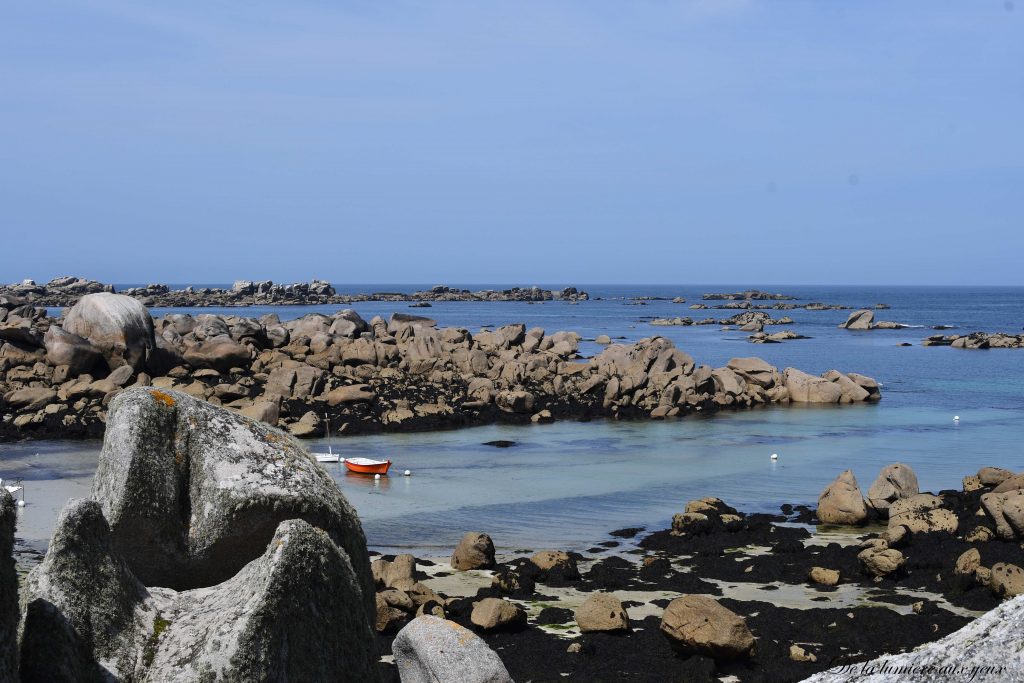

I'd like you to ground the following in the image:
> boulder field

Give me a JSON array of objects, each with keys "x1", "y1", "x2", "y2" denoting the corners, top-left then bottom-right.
[
  {"x1": 368, "y1": 466, "x2": 1024, "y2": 682},
  {"x1": 1, "y1": 293, "x2": 881, "y2": 441},
  {"x1": 9, "y1": 387, "x2": 380, "y2": 682}
]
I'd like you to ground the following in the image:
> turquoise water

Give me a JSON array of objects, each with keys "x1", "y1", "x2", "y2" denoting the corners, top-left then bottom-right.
[{"x1": 11, "y1": 285, "x2": 1024, "y2": 553}]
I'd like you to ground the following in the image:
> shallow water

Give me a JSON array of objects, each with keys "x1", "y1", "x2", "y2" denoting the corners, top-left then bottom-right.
[{"x1": 9, "y1": 285, "x2": 1024, "y2": 554}]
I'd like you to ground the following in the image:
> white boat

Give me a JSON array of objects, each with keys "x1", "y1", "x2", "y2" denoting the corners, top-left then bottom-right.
[
  {"x1": 315, "y1": 448, "x2": 342, "y2": 464},
  {"x1": 312, "y1": 414, "x2": 342, "y2": 463}
]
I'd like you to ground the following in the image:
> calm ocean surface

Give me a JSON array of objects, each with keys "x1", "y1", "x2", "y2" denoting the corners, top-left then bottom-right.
[{"x1": 8, "y1": 285, "x2": 1024, "y2": 554}]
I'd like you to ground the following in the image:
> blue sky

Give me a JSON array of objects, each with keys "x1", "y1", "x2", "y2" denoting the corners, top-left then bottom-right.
[{"x1": 2, "y1": 1, "x2": 1021, "y2": 285}]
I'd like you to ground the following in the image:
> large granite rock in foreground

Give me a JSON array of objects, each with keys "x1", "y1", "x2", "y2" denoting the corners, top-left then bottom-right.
[
  {"x1": 20, "y1": 500, "x2": 379, "y2": 682},
  {"x1": 801, "y1": 595, "x2": 1024, "y2": 682},
  {"x1": 0, "y1": 492, "x2": 17, "y2": 680},
  {"x1": 92, "y1": 387, "x2": 374, "y2": 622}
]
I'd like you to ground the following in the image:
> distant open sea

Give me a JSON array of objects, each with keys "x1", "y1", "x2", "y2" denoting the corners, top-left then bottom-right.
[{"x1": 12, "y1": 284, "x2": 1024, "y2": 554}]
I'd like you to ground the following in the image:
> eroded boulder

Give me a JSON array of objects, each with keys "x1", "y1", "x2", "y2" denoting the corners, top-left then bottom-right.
[
  {"x1": 19, "y1": 501, "x2": 379, "y2": 682},
  {"x1": 91, "y1": 387, "x2": 374, "y2": 624}
]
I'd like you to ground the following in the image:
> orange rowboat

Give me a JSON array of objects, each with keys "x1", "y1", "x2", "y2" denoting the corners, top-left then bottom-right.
[{"x1": 344, "y1": 457, "x2": 392, "y2": 475}]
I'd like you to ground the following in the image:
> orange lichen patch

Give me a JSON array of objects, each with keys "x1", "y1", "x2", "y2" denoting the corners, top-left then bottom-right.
[{"x1": 150, "y1": 390, "x2": 177, "y2": 407}]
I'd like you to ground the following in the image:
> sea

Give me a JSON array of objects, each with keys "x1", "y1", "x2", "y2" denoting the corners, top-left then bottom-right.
[{"x1": 4, "y1": 285, "x2": 1024, "y2": 555}]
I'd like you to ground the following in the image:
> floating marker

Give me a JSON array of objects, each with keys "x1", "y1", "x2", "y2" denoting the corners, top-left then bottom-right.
[
  {"x1": 404, "y1": 470, "x2": 412, "y2": 476},
  {"x1": 771, "y1": 453, "x2": 779, "y2": 460},
  {"x1": 374, "y1": 473, "x2": 381, "y2": 480},
  {"x1": 954, "y1": 415, "x2": 960, "y2": 421},
  {"x1": 17, "y1": 501, "x2": 24, "y2": 508}
]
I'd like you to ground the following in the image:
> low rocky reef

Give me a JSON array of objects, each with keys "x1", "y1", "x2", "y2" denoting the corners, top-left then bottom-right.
[
  {"x1": 702, "y1": 290, "x2": 795, "y2": 301},
  {"x1": 923, "y1": 332, "x2": 1024, "y2": 349},
  {"x1": 1, "y1": 293, "x2": 880, "y2": 441},
  {"x1": 1, "y1": 277, "x2": 589, "y2": 307},
  {"x1": 837, "y1": 309, "x2": 910, "y2": 330},
  {"x1": 367, "y1": 460, "x2": 1024, "y2": 682},
  {"x1": 4, "y1": 387, "x2": 381, "y2": 681}
]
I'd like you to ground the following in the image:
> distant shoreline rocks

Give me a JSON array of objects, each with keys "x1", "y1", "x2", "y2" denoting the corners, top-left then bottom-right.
[
  {"x1": 0, "y1": 277, "x2": 590, "y2": 308},
  {"x1": 1, "y1": 293, "x2": 880, "y2": 442}
]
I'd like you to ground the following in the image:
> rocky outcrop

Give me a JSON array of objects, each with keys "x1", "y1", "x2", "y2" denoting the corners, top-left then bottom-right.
[
  {"x1": 0, "y1": 492, "x2": 16, "y2": 680},
  {"x1": 817, "y1": 470, "x2": 869, "y2": 525},
  {"x1": 923, "y1": 332, "x2": 1024, "y2": 349},
  {"x1": 865, "y1": 463, "x2": 920, "y2": 517},
  {"x1": 92, "y1": 388, "x2": 375, "y2": 622},
  {"x1": 1, "y1": 302, "x2": 881, "y2": 441},
  {"x1": 839, "y1": 309, "x2": 909, "y2": 331},
  {"x1": 802, "y1": 595, "x2": 1024, "y2": 682},
  {"x1": 393, "y1": 615, "x2": 513, "y2": 683},
  {"x1": 19, "y1": 500, "x2": 379, "y2": 682}
]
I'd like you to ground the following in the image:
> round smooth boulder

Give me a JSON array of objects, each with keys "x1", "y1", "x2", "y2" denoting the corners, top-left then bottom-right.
[
  {"x1": 451, "y1": 532, "x2": 496, "y2": 571},
  {"x1": 575, "y1": 592, "x2": 630, "y2": 633},
  {"x1": 62, "y1": 292, "x2": 155, "y2": 370},
  {"x1": 660, "y1": 595, "x2": 755, "y2": 660}
]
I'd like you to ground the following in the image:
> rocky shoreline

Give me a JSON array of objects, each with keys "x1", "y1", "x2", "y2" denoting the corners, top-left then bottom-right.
[
  {"x1": 1, "y1": 292, "x2": 880, "y2": 443},
  {"x1": 1, "y1": 277, "x2": 590, "y2": 308},
  {"x1": 3, "y1": 388, "x2": 1022, "y2": 682},
  {"x1": 370, "y1": 462, "x2": 1024, "y2": 682}
]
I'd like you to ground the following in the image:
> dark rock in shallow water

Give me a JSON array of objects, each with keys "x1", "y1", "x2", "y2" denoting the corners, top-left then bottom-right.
[{"x1": 483, "y1": 440, "x2": 517, "y2": 448}]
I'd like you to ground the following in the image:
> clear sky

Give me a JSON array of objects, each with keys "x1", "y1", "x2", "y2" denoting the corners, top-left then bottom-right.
[{"x1": 2, "y1": 1, "x2": 1021, "y2": 285}]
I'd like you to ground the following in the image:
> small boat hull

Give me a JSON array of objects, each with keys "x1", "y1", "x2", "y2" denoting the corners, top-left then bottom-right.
[
  {"x1": 315, "y1": 454, "x2": 341, "y2": 463},
  {"x1": 344, "y1": 458, "x2": 392, "y2": 475}
]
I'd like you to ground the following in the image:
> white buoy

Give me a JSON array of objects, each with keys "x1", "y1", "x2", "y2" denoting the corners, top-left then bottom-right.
[
  {"x1": 374, "y1": 473, "x2": 381, "y2": 480},
  {"x1": 17, "y1": 501, "x2": 25, "y2": 508},
  {"x1": 404, "y1": 470, "x2": 412, "y2": 476},
  {"x1": 771, "y1": 453, "x2": 779, "y2": 460},
  {"x1": 954, "y1": 415, "x2": 960, "y2": 422}
]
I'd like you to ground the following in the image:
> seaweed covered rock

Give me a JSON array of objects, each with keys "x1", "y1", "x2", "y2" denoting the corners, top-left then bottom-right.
[
  {"x1": 91, "y1": 387, "x2": 375, "y2": 623},
  {"x1": 19, "y1": 500, "x2": 379, "y2": 682}
]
